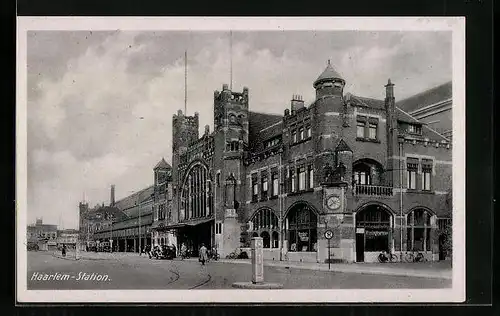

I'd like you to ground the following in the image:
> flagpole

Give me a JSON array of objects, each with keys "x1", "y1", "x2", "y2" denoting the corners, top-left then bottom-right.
[{"x1": 184, "y1": 50, "x2": 187, "y2": 115}]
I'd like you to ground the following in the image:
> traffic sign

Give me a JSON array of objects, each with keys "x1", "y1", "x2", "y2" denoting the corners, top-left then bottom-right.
[{"x1": 324, "y1": 230, "x2": 333, "y2": 240}]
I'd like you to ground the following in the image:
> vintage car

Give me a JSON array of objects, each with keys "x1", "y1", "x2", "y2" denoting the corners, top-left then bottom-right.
[{"x1": 151, "y1": 245, "x2": 176, "y2": 260}]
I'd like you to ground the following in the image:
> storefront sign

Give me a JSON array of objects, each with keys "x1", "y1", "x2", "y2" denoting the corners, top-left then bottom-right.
[
  {"x1": 356, "y1": 228, "x2": 365, "y2": 234},
  {"x1": 365, "y1": 230, "x2": 388, "y2": 237},
  {"x1": 298, "y1": 231, "x2": 309, "y2": 242}
]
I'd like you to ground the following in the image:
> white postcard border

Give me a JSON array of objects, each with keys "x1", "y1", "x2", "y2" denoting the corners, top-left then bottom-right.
[{"x1": 16, "y1": 16, "x2": 466, "y2": 303}]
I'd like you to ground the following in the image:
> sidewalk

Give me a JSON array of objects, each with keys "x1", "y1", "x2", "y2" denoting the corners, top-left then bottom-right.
[
  {"x1": 51, "y1": 251, "x2": 452, "y2": 280},
  {"x1": 213, "y1": 258, "x2": 453, "y2": 280}
]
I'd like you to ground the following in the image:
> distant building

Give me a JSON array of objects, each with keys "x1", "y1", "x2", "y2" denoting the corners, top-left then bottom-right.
[
  {"x1": 27, "y1": 218, "x2": 58, "y2": 250},
  {"x1": 57, "y1": 229, "x2": 79, "y2": 246},
  {"x1": 397, "y1": 81, "x2": 452, "y2": 140},
  {"x1": 82, "y1": 185, "x2": 154, "y2": 253}
]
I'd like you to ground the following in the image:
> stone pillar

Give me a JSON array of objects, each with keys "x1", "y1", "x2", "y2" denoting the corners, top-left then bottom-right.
[{"x1": 251, "y1": 237, "x2": 264, "y2": 284}]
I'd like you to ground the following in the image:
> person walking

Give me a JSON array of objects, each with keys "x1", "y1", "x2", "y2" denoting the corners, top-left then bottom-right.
[
  {"x1": 199, "y1": 243, "x2": 208, "y2": 266},
  {"x1": 181, "y1": 243, "x2": 187, "y2": 260},
  {"x1": 61, "y1": 244, "x2": 66, "y2": 257}
]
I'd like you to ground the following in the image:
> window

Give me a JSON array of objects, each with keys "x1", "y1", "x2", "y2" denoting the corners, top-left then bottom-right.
[
  {"x1": 286, "y1": 205, "x2": 317, "y2": 252},
  {"x1": 408, "y1": 124, "x2": 422, "y2": 135},
  {"x1": 250, "y1": 209, "x2": 279, "y2": 248},
  {"x1": 261, "y1": 173, "x2": 268, "y2": 199},
  {"x1": 290, "y1": 169, "x2": 296, "y2": 192},
  {"x1": 368, "y1": 123, "x2": 378, "y2": 139},
  {"x1": 272, "y1": 172, "x2": 279, "y2": 197},
  {"x1": 298, "y1": 166, "x2": 306, "y2": 191},
  {"x1": 292, "y1": 130, "x2": 297, "y2": 143},
  {"x1": 422, "y1": 160, "x2": 432, "y2": 191},
  {"x1": 306, "y1": 125, "x2": 312, "y2": 138},
  {"x1": 308, "y1": 165, "x2": 314, "y2": 189},
  {"x1": 407, "y1": 209, "x2": 432, "y2": 252},
  {"x1": 357, "y1": 121, "x2": 365, "y2": 138},
  {"x1": 407, "y1": 159, "x2": 418, "y2": 189},
  {"x1": 216, "y1": 172, "x2": 221, "y2": 187},
  {"x1": 215, "y1": 222, "x2": 223, "y2": 235},
  {"x1": 252, "y1": 175, "x2": 259, "y2": 201},
  {"x1": 226, "y1": 141, "x2": 239, "y2": 152},
  {"x1": 299, "y1": 127, "x2": 304, "y2": 141}
]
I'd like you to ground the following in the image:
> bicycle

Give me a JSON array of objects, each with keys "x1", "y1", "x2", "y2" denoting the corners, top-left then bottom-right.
[
  {"x1": 403, "y1": 251, "x2": 427, "y2": 262},
  {"x1": 377, "y1": 251, "x2": 399, "y2": 263}
]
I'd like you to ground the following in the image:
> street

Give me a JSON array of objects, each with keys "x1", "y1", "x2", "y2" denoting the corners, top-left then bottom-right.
[{"x1": 27, "y1": 251, "x2": 451, "y2": 290}]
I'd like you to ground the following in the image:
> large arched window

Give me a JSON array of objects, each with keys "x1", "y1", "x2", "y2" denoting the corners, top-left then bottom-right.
[
  {"x1": 356, "y1": 205, "x2": 392, "y2": 252},
  {"x1": 180, "y1": 163, "x2": 212, "y2": 221},
  {"x1": 248, "y1": 208, "x2": 279, "y2": 249},
  {"x1": 407, "y1": 208, "x2": 433, "y2": 252},
  {"x1": 286, "y1": 204, "x2": 318, "y2": 252}
]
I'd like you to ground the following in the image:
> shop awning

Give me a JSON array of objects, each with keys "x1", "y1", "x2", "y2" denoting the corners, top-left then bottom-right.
[{"x1": 161, "y1": 217, "x2": 214, "y2": 230}]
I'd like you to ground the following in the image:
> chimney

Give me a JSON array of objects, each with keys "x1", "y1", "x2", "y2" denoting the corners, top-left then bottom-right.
[
  {"x1": 110, "y1": 185, "x2": 115, "y2": 206},
  {"x1": 385, "y1": 78, "x2": 395, "y2": 100},
  {"x1": 204, "y1": 124, "x2": 210, "y2": 135},
  {"x1": 291, "y1": 94, "x2": 305, "y2": 112}
]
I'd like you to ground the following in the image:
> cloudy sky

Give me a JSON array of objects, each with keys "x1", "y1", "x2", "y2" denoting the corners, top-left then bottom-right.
[{"x1": 27, "y1": 30, "x2": 451, "y2": 228}]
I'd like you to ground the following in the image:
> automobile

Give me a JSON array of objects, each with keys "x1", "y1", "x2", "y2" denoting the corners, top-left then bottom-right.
[
  {"x1": 151, "y1": 245, "x2": 176, "y2": 260},
  {"x1": 98, "y1": 242, "x2": 111, "y2": 252},
  {"x1": 27, "y1": 242, "x2": 39, "y2": 251}
]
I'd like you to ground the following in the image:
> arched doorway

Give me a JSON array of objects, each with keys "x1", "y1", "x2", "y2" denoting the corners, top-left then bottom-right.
[
  {"x1": 260, "y1": 231, "x2": 270, "y2": 248},
  {"x1": 285, "y1": 203, "x2": 318, "y2": 252},
  {"x1": 248, "y1": 208, "x2": 279, "y2": 249},
  {"x1": 406, "y1": 208, "x2": 434, "y2": 252},
  {"x1": 355, "y1": 204, "x2": 393, "y2": 262}
]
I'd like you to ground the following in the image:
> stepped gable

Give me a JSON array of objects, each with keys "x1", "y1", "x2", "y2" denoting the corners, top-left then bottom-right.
[{"x1": 396, "y1": 81, "x2": 452, "y2": 113}]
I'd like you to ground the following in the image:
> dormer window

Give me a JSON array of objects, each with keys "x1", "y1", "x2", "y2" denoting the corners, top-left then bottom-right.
[{"x1": 408, "y1": 124, "x2": 422, "y2": 135}]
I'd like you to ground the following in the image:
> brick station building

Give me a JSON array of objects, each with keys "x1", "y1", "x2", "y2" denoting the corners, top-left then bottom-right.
[{"x1": 152, "y1": 61, "x2": 452, "y2": 263}]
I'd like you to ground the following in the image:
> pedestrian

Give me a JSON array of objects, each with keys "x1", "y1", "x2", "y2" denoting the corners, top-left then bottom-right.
[
  {"x1": 62, "y1": 244, "x2": 66, "y2": 257},
  {"x1": 181, "y1": 243, "x2": 187, "y2": 260},
  {"x1": 199, "y1": 243, "x2": 208, "y2": 266}
]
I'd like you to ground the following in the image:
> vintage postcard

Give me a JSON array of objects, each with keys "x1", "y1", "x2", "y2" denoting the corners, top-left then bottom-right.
[{"x1": 16, "y1": 17, "x2": 465, "y2": 303}]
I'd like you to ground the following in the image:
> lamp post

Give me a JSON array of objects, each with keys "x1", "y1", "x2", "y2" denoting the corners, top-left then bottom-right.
[{"x1": 399, "y1": 139, "x2": 404, "y2": 262}]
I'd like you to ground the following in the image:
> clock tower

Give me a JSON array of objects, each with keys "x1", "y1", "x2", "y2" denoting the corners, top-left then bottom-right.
[{"x1": 318, "y1": 139, "x2": 355, "y2": 263}]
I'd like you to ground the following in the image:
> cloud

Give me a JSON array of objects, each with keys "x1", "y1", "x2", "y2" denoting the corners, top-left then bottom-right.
[{"x1": 26, "y1": 30, "x2": 451, "y2": 228}]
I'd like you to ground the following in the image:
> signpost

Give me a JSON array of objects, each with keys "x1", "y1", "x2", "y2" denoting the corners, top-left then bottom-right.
[{"x1": 324, "y1": 229, "x2": 333, "y2": 270}]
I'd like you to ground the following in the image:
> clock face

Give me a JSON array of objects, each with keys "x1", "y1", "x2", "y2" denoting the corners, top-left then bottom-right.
[{"x1": 326, "y1": 196, "x2": 341, "y2": 210}]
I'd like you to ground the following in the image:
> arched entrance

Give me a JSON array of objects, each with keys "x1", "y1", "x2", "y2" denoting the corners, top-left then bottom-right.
[
  {"x1": 247, "y1": 208, "x2": 279, "y2": 249},
  {"x1": 355, "y1": 203, "x2": 393, "y2": 262},
  {"x1": 285, "y1": 203, "x2": 318, "y2": 252}
]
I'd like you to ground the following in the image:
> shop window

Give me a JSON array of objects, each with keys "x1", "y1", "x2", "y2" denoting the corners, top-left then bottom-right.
[
  {"x1": 355, "y1": 205, "x2": 391, "y2": 252},
  {"x1": 407, "y1": 209, "x2": 432, "y2": 252},
  {"x1": 272, "y1": 231, "x2": 279, "y2": 248},
  {"x1": 286, "y1": 205, "x2": 317, "y2": 252}
]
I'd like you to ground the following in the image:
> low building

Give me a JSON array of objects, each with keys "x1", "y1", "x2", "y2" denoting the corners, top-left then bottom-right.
[
  {"x1": 57, "y1": 229, "x2": 79, "y2": 246},
  {"x1": 27, "y1": 218, "x2": 58, "y2": 251}
]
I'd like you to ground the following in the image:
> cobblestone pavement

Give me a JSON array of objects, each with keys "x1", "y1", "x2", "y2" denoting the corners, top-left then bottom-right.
[{"x1": 28, "y1": 251, "x2": 452, "y2": 290}]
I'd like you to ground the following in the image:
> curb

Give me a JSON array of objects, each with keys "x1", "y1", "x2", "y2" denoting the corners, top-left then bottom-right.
[{"x1": 216, "y1": 259, "x2": 452, "y2": 280}]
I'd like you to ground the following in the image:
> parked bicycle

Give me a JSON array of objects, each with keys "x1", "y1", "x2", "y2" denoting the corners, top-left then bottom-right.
[
  {"x1": 403, "y1": 251, "x2": 427, "y2": 262},
  {"x1": 208, "y1": 248, "x2": 220, "y2": 261},
  {"x1": 377, "y1": 251, "x2": 399, "y2": 263}
]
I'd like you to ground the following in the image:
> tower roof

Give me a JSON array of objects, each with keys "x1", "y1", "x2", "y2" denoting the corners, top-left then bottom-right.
[
  {"x1": 314, "y1": 60, "x2": 343, "y2": 86},
  {"x1": 154, "y1": 158, "x2": 171, "y2": 170}
]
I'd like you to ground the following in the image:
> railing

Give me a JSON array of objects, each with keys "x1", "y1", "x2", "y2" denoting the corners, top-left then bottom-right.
[{"x1": 354, "y1": 184, "x2": 393, "y2": 196}]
